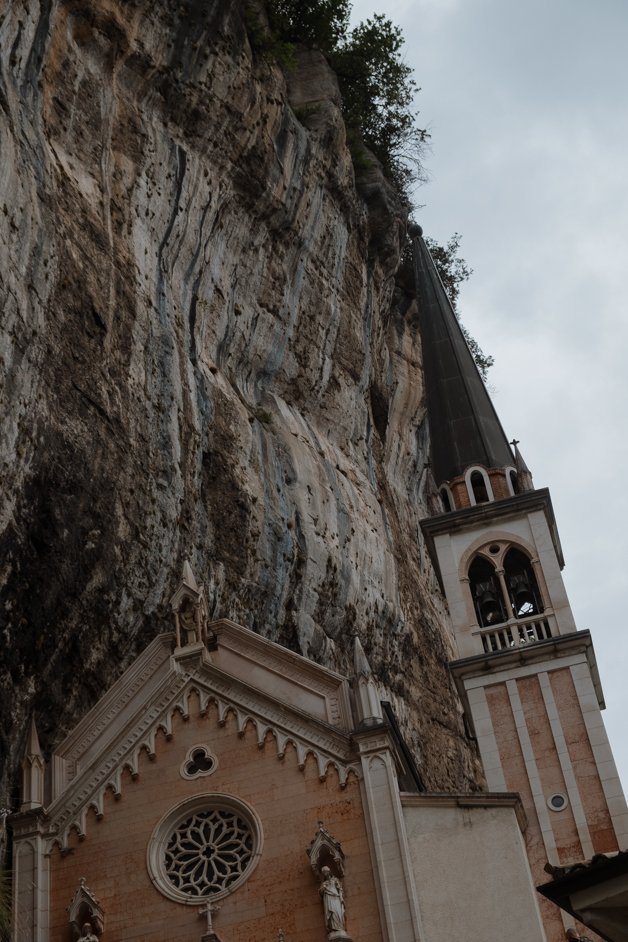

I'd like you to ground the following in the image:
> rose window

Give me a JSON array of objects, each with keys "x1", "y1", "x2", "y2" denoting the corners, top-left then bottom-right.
[
  {"x1": 147, "y1": 795, "x2": 262, "y2": 904},
  {"x1": 165, "y1": 809, "x2": 253, "y2": 896}
]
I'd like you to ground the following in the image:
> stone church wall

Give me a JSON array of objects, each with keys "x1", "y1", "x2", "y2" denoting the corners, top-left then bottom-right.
[{"x1": 48, "y1": 693, "x2": 380, "y2": 942}]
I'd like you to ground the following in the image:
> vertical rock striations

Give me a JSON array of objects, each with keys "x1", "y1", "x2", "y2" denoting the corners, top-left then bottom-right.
[{"x1": 0, "y1": 0, "x2": 481, "y2": 802}]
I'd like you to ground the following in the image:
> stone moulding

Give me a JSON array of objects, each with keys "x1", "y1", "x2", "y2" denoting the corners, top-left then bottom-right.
[
  {"x1": 42, "y1": 661, "x2": 361, "y2": 852},
  {"x1": 58, "y1": 635, "x2": 175, "y2": 783}
]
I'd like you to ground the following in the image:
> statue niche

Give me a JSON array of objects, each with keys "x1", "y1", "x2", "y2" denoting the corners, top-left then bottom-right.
[
  {"x1": 67, "y1": 878, "x2": 104, "y2": 939},
  {"x1": 307, "y1": 823, "x2": 352, "y2": 941}
]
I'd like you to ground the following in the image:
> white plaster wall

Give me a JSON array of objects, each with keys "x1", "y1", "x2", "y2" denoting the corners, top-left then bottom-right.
[{"x1": 403, "y1": 800, "x2": 547, "y2": 942}]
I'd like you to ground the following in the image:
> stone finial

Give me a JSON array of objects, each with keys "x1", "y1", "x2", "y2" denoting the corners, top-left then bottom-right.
[
  {"x1": 170, "y1": 561, "x2": 211, "y2": 650},
  {"x1": 511, "y1": 440, "x2": 534, "y2": 492},
  {"x1": 21, "y1": 715, "x2": 45, "y2": 811},
  {"x1": 351, "y1": 636, "x2": 383, "y2": 727},
  {"x1": 352, "y1": 634, "x2": 371, "y2": 678}
]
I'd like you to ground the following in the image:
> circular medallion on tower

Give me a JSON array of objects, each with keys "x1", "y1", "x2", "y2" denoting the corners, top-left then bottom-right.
[
  {"x1": 547, "y1": 793, "x2": 568, "y2": 812},
  {"x1": 147, "y1": 795, "x2": 263, "y2": 903}
]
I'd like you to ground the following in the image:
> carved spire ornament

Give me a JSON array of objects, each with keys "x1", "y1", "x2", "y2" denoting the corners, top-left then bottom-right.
[
  {"x1": 20, "y1": 715, "x2": 45, "y2": 811},
  {"x1": 307, "y1": 822, "x2": 346, "y2": 879},
  {"x1": 511, "y1": 439, "x2": 535, "y2": 492},
  {"x1": 67, "y1": 878, "x2": 104, "y2": 938},
  {"x1": 351, "y1": 635, "x2": 383, "y2": 728},
  {"x1": 170, "y1": 560, "x2": 213, "y2": 650}
]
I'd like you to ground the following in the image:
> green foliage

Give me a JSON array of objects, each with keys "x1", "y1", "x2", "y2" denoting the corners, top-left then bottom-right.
[
  {"x1": 244, "y1": 3, "x2": 296, "y2": 67},
  {"x1": 256, "y1": 1, "x2": 427, "y2": 196},
  {"x1": 425, "y1": 233, "x2": 494, "y2": 381},
  {"x1": 266, "y1": 0, "x2": 350, "y2": 52},
  {"x1": 425, "y1": 233, "x2": 471, "y2": 314},
  {"x1": 333, "y1": 15, "x2": 428, "y2": 192}
]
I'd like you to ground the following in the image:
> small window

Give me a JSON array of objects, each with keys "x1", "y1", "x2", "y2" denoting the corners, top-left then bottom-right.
[
  {"x1": 181, "y1": 745, "x2": 217, "y2": 780},
  {"x1": 547, "y1": 793, "x2": 568, "y2": 812},
  {"x1": 440, "y1": 487, "x2": 453, "y2": 513},
  {"x1": 508, "y1": 468, "x2": 519, "y2": 495},
  {"x1": 465, "y1": 467, "x2": 494, "y2": 506}
]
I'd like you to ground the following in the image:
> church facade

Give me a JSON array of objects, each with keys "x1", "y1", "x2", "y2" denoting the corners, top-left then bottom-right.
[
  {"x1": 10, "y1": 232, "x2": 627, "y2": 942},
  {"x1": 12, "y1": 565, "x2": 546, "y2": 942}
]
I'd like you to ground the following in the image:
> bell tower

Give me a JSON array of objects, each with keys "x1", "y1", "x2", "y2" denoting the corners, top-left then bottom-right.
[{"x1": 413, "y1": 227, "x2": 628, "y2": 941}]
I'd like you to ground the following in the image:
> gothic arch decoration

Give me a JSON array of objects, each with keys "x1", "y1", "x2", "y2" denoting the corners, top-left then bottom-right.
[
  {"x1": 68, "y1": 878, "x2": 105, "y2": 938},
  {"x1": 307, "y1": 822, "x2": 346, "y2": 880},
  {"x1": 467, "y1": 545, "x2": 544, "y2": 628},
  {"x1": 458, "y1": 531, "x2": 539, "y2": 579},
  {"x1": 44, "y1": 681, "x2": 361, "y2": 853},
  {"x1": 468, "y1": 555, "x2": 507, "y2": 628},
  {"x1": 503, "y1": 547, "x2": 544, "y2": 618},
  {"x1": 464, "y1": 466, "x2": 494, "y2": 506}
]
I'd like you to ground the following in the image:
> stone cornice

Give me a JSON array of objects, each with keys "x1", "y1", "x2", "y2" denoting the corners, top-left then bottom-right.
[
  {"x1": 400, "y1": 791, "x2": 528, "y2": 833},
  {"x1": 449, "y1": 630, "x2": 605, "y2": 711},
  {"x1": 54, "y1": 634, "x2": 174, "y2": 771}
]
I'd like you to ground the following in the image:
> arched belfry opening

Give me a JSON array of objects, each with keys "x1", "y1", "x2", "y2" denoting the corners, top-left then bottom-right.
[
  {"x1": 440, "y1": 487, "x2": 453, "y2": 513},
  {"x1": 469, "y1": 555, "x2": 506, "y2": 628},
  {"x1": 504, "y1": 548, "x2": 543, "y2": 619},
  {"x1": 470, "y1": 471, "x2": 489, "y2": 504},
  {"x1": 468, "y1": 546, "x2": 545, "y2": 630}
]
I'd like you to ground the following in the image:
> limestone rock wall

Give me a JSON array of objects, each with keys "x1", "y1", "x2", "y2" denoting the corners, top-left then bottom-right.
[{"x1": 0, "y1": 0, "x2": 481, "y2": 802}]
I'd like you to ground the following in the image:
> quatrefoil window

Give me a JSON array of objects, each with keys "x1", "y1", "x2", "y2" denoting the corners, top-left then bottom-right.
[{"x1": 181, "y1": 745, "x2": 217, "y2": 780}]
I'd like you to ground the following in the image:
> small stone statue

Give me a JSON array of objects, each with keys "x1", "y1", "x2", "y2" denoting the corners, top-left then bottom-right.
[
  {"x1": 179, "y1": 597, "x2": 199, "y2": 645},
  {"x1": 319, "y1": 866, "x2": 351, "y2": 940},
  {"x1": 78, "y1": 923, "x2": 98, "y2": 942}
]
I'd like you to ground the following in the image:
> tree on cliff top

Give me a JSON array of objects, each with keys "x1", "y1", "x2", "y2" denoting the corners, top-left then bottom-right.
[
  {"x1": 266, "y1": 0, "x2": 350, "y2": 51},
  {"x1": 261, "y1": 0, "x2": 428, "y2": 196},
  {"x1": 333, "y1": 15, "x2": 429, "y2": 191}
]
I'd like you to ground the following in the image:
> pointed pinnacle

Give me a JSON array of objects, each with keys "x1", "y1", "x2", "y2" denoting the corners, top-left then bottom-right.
[
  {"x1": 182, "y1": 559, "x2": 199, "y2": 591},
  {"x1": 26, "y1": 715, "x2": 42, "y2": 759},
  {"x1": 353, "y1": 634, "x2": 373, "y2": 678}
]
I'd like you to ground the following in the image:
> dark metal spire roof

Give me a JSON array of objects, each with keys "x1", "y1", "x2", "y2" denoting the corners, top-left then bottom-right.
[{"x1": 413, "y1": 227, "x2": 514, "y2": 484}]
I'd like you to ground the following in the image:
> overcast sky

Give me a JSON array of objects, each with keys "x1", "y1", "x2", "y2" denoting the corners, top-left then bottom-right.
[{"x1": 351, "y1": 0, "x2": 628, "y2": 792}]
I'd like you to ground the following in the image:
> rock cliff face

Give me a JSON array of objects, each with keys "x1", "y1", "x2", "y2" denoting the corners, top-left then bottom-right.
[{"x1": 0, "y1": 0, "x2": 482, "y2": 802}]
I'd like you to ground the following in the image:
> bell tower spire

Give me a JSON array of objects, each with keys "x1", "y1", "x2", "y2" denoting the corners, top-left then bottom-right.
[
  {"x1": 412, "y1": 226, "x2": 516, "y2": 511},
  {"x1": 415, "y1": 225, "x2": 628, "y2": 942}
]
